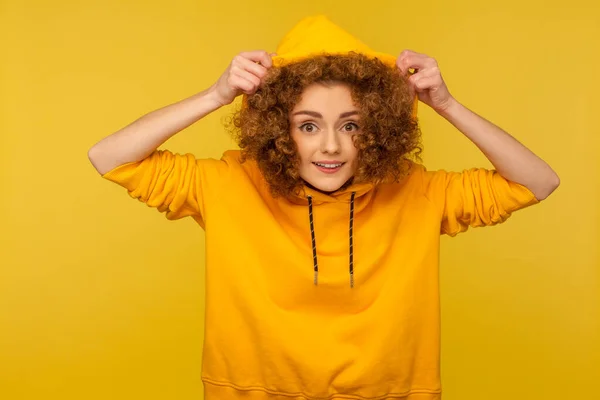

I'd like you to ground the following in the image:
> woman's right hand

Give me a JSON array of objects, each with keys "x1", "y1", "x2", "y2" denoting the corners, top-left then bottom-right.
[{"x1": 210, "y1": 50, "x2": 275, "y2": 107}]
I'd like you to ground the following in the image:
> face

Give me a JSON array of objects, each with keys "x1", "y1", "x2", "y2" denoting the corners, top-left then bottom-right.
[{"x1": 290, "y1": 82, "x2": 360, "y2": 193}]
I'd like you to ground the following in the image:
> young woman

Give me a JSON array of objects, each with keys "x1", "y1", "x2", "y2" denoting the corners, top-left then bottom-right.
[{"x1": 89, "y1": 16, "x2": 559, "y2": 400}]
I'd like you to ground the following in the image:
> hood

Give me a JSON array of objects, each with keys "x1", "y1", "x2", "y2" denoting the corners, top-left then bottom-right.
[{"x1": 272, "y1": 15, "x2": 398, "y2": 68}]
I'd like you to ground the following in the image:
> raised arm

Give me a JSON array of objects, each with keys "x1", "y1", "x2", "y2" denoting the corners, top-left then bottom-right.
[
  {"x1": 397, "y1": 50, "x2": 560, "y2": 201},
  {"x1": 88, "y1": 50, "x2": 274, "y2": 175}
]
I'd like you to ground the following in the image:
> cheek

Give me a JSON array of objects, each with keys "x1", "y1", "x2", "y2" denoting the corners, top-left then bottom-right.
[
  {"x1": 347, "y1": 137, "x2": 359, "y2": 161},
  {"x1": 347, "y1": 142, "x2": 360, "y2": 174},
  {"x1": 292, "y1": 136, "x2": 314, "y2": 164}
]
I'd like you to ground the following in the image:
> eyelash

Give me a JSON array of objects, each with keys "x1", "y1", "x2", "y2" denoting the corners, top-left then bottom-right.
[{"x1": 298, "y1": 122, "x2": 360, "y2": 133}]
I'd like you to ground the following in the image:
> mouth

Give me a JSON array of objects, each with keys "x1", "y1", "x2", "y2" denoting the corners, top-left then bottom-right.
[{"x1": 312, "y1": 161, "x2": 345, "y2": 174}]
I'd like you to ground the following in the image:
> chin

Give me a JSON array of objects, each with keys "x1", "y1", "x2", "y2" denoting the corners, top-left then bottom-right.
[
  {"x1": 312, "y1": 183, "x2": 344, "y2": 193},
  {"x1": 303, "y1": 175, "x2": 353, "y2": 193}
]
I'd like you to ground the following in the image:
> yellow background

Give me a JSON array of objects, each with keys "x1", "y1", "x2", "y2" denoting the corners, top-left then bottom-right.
[{"x1": 1, "y1": 0, "x2": 598, "y2": 399}]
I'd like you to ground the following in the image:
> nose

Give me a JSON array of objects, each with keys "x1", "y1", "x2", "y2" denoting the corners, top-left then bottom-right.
[{"x1": 320, "y1": 128, "x2": 341, "y2": 155}]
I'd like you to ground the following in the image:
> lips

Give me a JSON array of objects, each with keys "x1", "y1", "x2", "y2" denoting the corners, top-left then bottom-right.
[{"x1": 312, "y1": 161, "x2": 345, "y2": 174}]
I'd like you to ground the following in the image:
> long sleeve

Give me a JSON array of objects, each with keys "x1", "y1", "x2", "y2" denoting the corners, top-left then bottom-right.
[
  {"x1": 420, "y1": 166, "x2": 540, "y2": 236},
  {"x1": 102, "y1": 150, "x2": 228, "y2": 226}
]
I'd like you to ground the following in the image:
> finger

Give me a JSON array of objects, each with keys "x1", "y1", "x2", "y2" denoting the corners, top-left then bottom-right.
[
  {"x1": 411, "y1": 76, "x2": 439, "y2": 92},
  {"x1": 398, "y1": 49, "x2": 424, "y2": 60},
  {"x1": 233, "y1": 55, "x2": 269, "y2": 80},
  {"x1": 229, "y1": 74, "x2": 257, "y2": 95},
  {"x1": 239, "y1": 50, "x2": 273, "y2": 68},
  {"x1": 400, "y1": 54, "x2": 431, "y2": 73},
  {"x1": 398, "y1": 49, "x2": 431, "y2": 63},
  {"x1": 409, "y1": 66, "x2": 440, "y2": 82},
  {"x1": 232, "y1": 66, "x2": 261, "y2": 88},
  {"x1": 397, "y1": 52, "x2": 436, "y2": 75},
  {"x1": 396, "y1": 50, "x2": 422, "y2": 71}
]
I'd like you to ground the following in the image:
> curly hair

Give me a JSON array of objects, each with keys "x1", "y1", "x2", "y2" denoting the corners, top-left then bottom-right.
[{"x1": 228, "y1": 52, "x2": 422, "y2": 198}]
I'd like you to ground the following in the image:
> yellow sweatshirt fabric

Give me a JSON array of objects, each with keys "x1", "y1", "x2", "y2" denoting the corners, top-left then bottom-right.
[{"x1": 102, "y1": 16, "x2": 539, "y2": 400}]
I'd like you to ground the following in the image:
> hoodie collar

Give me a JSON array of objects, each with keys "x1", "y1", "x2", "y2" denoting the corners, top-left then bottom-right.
[{"x1": 288, "y1": 181, "x2": 375, "y2": 205}]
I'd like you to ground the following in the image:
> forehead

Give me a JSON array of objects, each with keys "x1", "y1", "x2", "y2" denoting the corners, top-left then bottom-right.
[{"x1": 292, "y1": 82, "x2": 358, "y2": 114}]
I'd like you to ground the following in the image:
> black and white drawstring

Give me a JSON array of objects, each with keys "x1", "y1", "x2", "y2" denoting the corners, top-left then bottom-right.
[
  {"x1": 307, "y1": 192, "x2": 357, "y2": 288},
  {"x1": 307, "y1": 195, "x2": 319, "y2": 285},
  {"x1": 349, "y1": 191, "x2": 355, "y2": 288}
]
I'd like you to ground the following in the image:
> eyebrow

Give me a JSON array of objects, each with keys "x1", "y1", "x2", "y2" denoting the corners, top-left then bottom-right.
[{"x1": 292, "y1": 110, "x2": 359, "y2": 119}]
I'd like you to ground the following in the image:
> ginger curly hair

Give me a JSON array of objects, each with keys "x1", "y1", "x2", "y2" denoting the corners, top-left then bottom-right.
[{"x1": 229, "y1": 52, "x2": 422, "y2": 198}]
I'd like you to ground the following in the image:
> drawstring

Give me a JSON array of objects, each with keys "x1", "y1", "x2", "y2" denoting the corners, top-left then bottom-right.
[
  {"x1": 349, "y1": 192, "x2": 356, "y2": 288},
  {"x1": 307, "y1": 195, "x2": 319, "y2": 285},
  {"x1": 307, "y1": 192, "x2": 357, "y2": 288}
]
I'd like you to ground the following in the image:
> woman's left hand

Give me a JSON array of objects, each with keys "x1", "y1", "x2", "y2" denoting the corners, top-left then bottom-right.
[{"x1": 396, "y1": 50, "x2": 455, "y2": 114}]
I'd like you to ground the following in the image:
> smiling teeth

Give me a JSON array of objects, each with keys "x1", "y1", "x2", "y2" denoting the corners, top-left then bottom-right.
[{"x1": 315, "y1": 163, "x2": 342, "y2": 168}]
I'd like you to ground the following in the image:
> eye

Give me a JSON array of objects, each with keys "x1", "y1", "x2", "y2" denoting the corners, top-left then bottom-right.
[
  {"x1": 342, "y1": 122, "x2": 360, "y2": 132},
  {"x1": 299, "y1": 122, "x2": 318, "y2": 133}
]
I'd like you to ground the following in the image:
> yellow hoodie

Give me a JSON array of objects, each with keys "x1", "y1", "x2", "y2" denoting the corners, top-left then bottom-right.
[{"x1": 102, "y1": 15, "x2": 539, "y2": 400}]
